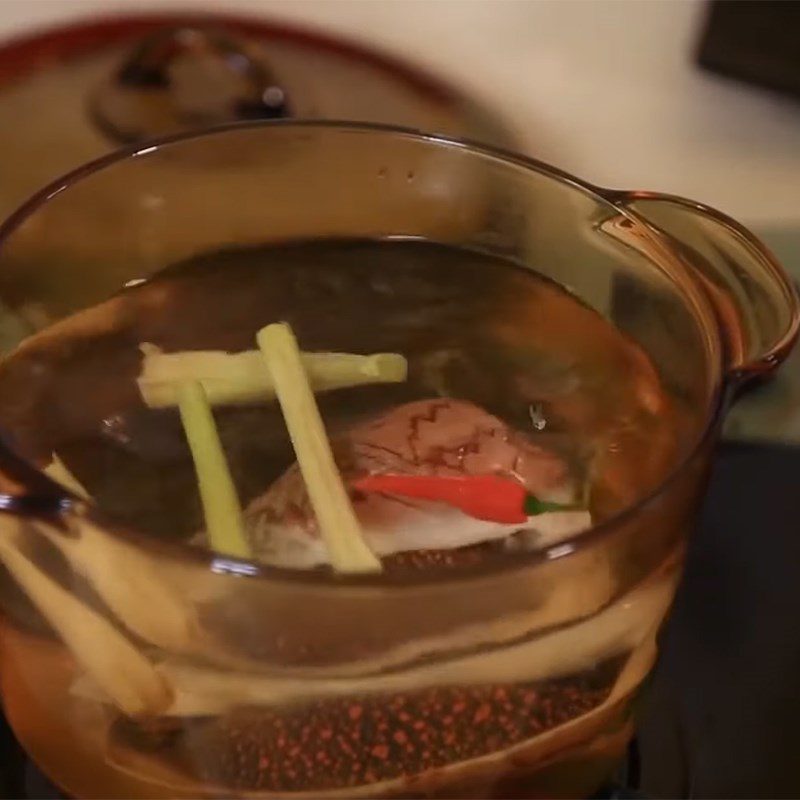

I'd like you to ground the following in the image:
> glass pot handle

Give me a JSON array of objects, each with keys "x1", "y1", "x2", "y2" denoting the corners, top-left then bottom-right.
[
  {"x1": 611, "y1": 191, "x2": 800, "y2": 388},
  {"x1": 90, "y1": 26, "x2": 291, "y2": 144}
]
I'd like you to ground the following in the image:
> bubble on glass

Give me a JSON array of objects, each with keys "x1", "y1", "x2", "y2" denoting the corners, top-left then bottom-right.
[{"x1": 528, "y1": 403, "x2": 547, "y2": 431}]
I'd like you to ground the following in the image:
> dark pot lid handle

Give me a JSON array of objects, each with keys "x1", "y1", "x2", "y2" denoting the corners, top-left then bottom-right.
[{"x1": 90, "y1": 25, "x2": 290, "y2": 143}]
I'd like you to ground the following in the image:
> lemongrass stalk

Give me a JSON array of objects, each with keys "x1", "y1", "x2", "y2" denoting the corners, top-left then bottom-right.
[
  {"x1": 0, "y1": 528, "x2": 171, "y2": 717},
  {"x1": 73, "y1": 566, "x2": 675, "y2": 717},
  {"x1": 40, "y1": 518, "x2": 198, "y2": 652},
  {"x1": 41, "y1": 457, "x2": 197, "y2": 650},
  {"x1": 138, "y1": 343, "x2": 407, "y2": 408},
  {"x1": 257, "y1": 323, "x2": 381, "y2": 574},
  {"x1": 43, "y1": 454, "x2": 90, "y2": 500},
  {"x1": 178, "y1": 381, "x2": 251, "y2": 559}
]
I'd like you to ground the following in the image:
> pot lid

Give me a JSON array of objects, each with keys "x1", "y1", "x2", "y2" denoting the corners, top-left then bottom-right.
[{"x1": 0, "y1": 13, "x2": 514, "y2": 219}]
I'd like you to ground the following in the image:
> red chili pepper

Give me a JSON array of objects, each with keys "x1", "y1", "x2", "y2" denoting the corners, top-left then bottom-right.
[{"x1": 352, "y1": 474, "x2": 568, "y2": 524}]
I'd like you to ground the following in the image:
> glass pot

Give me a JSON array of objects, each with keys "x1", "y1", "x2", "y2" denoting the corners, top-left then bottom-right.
[{"x1": 0, "y1": 122, "x2": 795, "y2": 800}]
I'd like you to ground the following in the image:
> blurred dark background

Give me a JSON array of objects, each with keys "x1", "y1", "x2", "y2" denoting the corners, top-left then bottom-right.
[{"x1": 697, "y1": 0, "x2": 800, "y2": 100}]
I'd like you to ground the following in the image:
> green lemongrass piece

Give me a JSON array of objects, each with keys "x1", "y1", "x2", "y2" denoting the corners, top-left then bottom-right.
[
  {"x1": 177, "y1": 381, "x2": 251, "y2": 559},
  {"x1": 257, "y1": 323, "x2": 381, "y2": 574},
  {"x1": 44, "y1": 454, "x2": 90, "y2": 500},
  {"x1": 138, "y1": 343, "x2": 407, "y2": 408}
]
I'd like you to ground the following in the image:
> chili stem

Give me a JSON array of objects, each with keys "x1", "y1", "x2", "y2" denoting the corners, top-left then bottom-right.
[{"x1": 523, "y1": 495, "x2": 575, "y2": 516}]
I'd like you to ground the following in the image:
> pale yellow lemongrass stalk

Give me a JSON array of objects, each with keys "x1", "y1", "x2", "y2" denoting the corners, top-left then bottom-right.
[
  {"x1": 42, "y1": 456, "x2": 198, "y2": 652},
  {"x1": 40, "y1": 518, "x2": 199, "y2": 652},
  {"x1": 43, "y1": 454, "x2": 89, "y2": 499},
  {"x1": 138, "y1": 343, "x2": 407, "y2": 408},
  {"x1": 257, "y1": 323, "x2": 380, "y2": 574},
  {"x1": 0, "y1": 528, "x2": 171, "y2": 717}
]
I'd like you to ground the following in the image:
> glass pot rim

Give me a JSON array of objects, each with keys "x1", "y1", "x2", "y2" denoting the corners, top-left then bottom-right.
[{"x1": 0, "y1": 119, "x2": 790, "y2": 588}]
